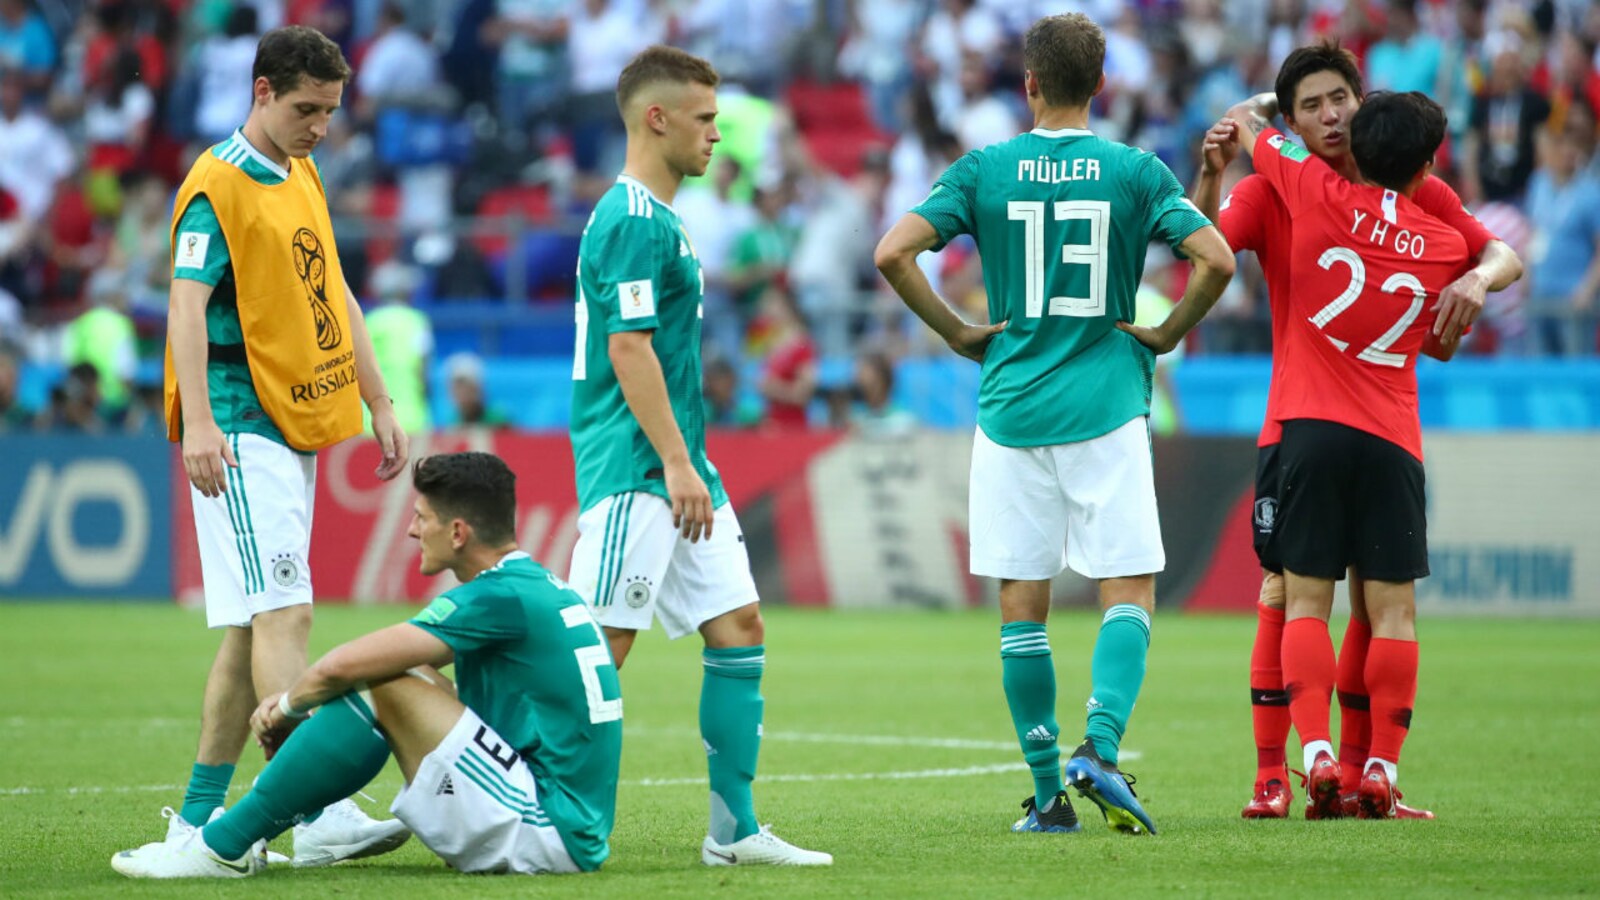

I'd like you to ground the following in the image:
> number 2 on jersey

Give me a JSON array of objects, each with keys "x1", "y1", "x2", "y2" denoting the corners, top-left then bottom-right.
[
  {"x1": 1007, "y1": 199, "x2": 1109, "y2": 318},
  {"x1": 1310, "y1": 247, "x2": 1427, "y2": 368},
  {"x1": 560, "y1": 605, "x2": 622, "y2": 724}
]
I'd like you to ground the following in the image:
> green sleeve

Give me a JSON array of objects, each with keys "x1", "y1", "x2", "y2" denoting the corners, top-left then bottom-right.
[
  {"x1": 589, "y1": 213, "x2": 664, "y2": 334},
  {"x1": 1138, "y1": 153, "x2": 1211, "y2": 253},
  {"x1": 410, "y1": 588, "x2": 526, "y2": 654},
  {"x1": 171, "y1": 194, "x2": 232, "y2": 287},
  {"x1": 910, "y1": 151, "x2": 980, "y2": 251}
]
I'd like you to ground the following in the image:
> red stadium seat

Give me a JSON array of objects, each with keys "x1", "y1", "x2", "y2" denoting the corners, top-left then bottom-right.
[{"x1": 473, "y1": 184, "x2": 554, "y2": 258}]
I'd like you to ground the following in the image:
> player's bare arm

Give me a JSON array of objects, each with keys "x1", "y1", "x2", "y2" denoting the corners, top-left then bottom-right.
[
  {"x1": 874, "y1": 212, "x2": 1006, "y2": 363},
  {"x1": 344, "y1": 277, "x2": 409, "y2": 481},
  {"x1": 1222, "y1": 92, "x2": 1280, "y2": 160},
  {"x1": 169, "y1": 278, "x2": 238, "y2": 498},
  {"x1": 1192, "y1": 119, "x2": 1242, "y2": 223},
  {"x1": 609, "y1": 330, "x2": 713, "y2": 542},
  {"x1": 253, "y1": 622, "x2": 454, "y2": 741},
  {"x1": 1117, "y1": 225, "x2": 1235, "y2": 354}
]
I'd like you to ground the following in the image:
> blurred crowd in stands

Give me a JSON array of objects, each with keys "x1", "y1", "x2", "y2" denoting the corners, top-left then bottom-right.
[{"x1": 2, "y1": 0, "x2": 1600, "y2": 437}]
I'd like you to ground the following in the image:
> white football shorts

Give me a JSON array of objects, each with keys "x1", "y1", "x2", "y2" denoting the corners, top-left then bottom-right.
[
  {"x1": 391, "y1": 708, "x2": 579, "y2": 875},
  {"x1": 191, "y1": 432, "x2": 315, "y2": 628},
  {"x1": 568, "y1": 493, "x2": 759, "y2": 639},
  {"x1": 968, "y1": 416, "x2": 1166, "y2": 581}
]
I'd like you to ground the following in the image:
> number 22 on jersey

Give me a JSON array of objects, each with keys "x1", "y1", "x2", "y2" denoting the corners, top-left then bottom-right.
[
  {"x1": 1309, "y1": 246, "x2": 1427, "y2": 368},
  {"x1": 1007, "y1": 199, "x2": 1110, "y2": 318}
]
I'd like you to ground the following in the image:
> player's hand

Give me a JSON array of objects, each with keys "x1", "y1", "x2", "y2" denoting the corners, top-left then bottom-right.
[
  {"x1": 1202, "y1": 118, "x2": 1241, "y2": 175},
  {"x1": 1117, "y1": 320, "x2": 1179, "y2": 355},
  {"x1": 664, "y1": 458, "x2": 713, "y2": 543},
  {"x1": 250, "y1": 693, "x2": 296, "y2": 759},
  {"x1": 369, "y1": 399, "x2": 409, "y2": 481},
  {"x1": 948, "y1": 321, "x2": 1006, "y2": 363},
  {"x1": 1431, "y1": 268, "x2": 1488, "y2": 345},
  {"x1": 182, "y1": 420, "x2": 237, "y2": 498}
]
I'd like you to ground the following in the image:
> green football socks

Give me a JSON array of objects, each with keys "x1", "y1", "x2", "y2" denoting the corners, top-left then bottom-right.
[
  {"x1": 1085, "y1": 604, "x2": 1152, "y2": 765},
  {"x1": 203, "y1": 694, "x2": 390, "y2": 860},
  {"x1": 701, "y1": 645, "x2": 765, "y2": 844},
  {"x1": 179, "y1": 762, "x2": 235, "y2": 828},
  {"x1": 1000, "y1": 621, "x2": 1063, "y2": 809}
]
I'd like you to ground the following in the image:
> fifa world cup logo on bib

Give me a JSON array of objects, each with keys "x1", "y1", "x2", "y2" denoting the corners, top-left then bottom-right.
[{"x1": 291, "y1": 228, "x2": 343, "y2": 352}]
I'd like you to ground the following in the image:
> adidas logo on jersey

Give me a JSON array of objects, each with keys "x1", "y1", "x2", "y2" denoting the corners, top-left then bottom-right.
[
  {"x1": 1025, "y1": 725, "x2": 1056, "y2": 742},
  {"x1": 436, "y1": 774, "x2": 455, "y2": 796}
]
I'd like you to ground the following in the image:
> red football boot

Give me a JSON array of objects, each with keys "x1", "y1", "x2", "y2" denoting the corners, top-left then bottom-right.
[
  {"x1": 1302, "y1": 752, "x2": 1344, "y2": 820},
  {"x1": 1241, "y1": 770, "x2": 1293, "y2": 819}
]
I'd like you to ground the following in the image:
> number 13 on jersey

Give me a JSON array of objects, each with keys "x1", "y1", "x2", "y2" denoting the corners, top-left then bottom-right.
[{"x1": 1007, "y1": 199, "x2": 1110, "y2": 318}]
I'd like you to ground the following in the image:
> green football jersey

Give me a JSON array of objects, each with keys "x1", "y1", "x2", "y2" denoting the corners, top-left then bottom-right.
[
  {"x1": 570, "y1": 176, "x2": 728, "y2": 513},
  {"x1": 411, "y1": 553, "x2": 623, "y2": 872},
  {"x1": 912, "y1": 127, "x2": 1211, "y2": 447}
]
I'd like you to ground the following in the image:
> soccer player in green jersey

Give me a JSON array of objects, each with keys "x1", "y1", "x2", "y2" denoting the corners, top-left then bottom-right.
[
  {"x1": 876, "y1": 13, "x2": 1235, "y2": 837},
  {"x1": 567, "y1": 46, "x2": 829, "y2": 867},
  {"x1": 113, "y1": 452, "x2": 623, "y2": 878}
]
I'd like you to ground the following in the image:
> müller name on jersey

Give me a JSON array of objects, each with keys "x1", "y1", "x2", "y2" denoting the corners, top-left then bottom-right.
[{"x1": 1017, "y1": 157, "x2": 1103, "y2": 185}]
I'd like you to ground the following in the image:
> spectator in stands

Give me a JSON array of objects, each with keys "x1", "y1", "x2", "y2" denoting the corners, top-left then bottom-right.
[
  {"x1": 109, "y1": 171, "x2": 173, "y2": 314},
  {"x1": 952, "y1": 50, "x2": 1019, "y2": 152},
  {"x1": 37, "y1": 362, "x2": 106, "y2": 433},
  {"x1": 567, "y1": 0, "x2": 659, "y2": 176},
  {"x1": 755, "y1": 284, "x2": 817, "y2": 430},
  {"x1": 849, "y1": 350, "x2": 915, "y2": 437},
  {"x1": 726, "y1": 179, "x2": 796, "y2": 352},
  {"x1": 444, "y1": 350, "x2": 509, "y2": 427},
  {"x1": 1439, "y1": 0, "x2": 1491, "y2": 144},
  {"x1": 703, "y1": 352, "x2": 759, "y2": 429},
  {"x1": 1523, "y1": 122, "x2": 1600, "y2": 355},
  {"x1": 82, "y1": 45, "x2": 155, "y2": 176},
  {"x1": 355, "y1": 2, "x2": 443, "y2": 122},
  {"x1": 483, "y1": 0, "x2": 571, "y2": 141},
  {"x1": 789, "y1": 149, "x2": 886, "y2": 361},
  {"x1": 678, "y1": 158, "x2": 756, "y2": 362},
  {"x1": 0, "y1": 66, "x2": 73, "y2": 224},
  {"x1": 838, "y1": 0, "x2": 921, "y2": 133},
  {"x1": 675, "y1": 0, "x2": 809, "y2": 98},
  {"x1": 0, "y1": 0, "x2": 57, "y2": 93},
  {"x1": 193, "y1": 4, "x2": 261, "y2": 145},
  {"x1": 0, "y1": 340, "x2": 26, "y2": 431},
  {"x1": 1463, "y1": 40, "x2": 1551, "y2": 205},
  {"x1": 920, "y1": 0, "x2": 1003, "y2": 133},
  {"x1": 1364, "y1": 0, "x2": 1443, "y2": 95},
  {"x1": 64, "y1": 266, "x2": 137, "y2": 414},
  {"x1": 363, "y1": 260, "x2": 434, "y2": 433}
]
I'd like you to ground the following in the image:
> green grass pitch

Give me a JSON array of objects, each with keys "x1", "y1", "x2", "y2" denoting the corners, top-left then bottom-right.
[{"x1": 3, "y1": 603, "x2": 1598, "y2": 897}]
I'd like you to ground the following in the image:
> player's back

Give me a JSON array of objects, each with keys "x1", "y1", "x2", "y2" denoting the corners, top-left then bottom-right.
[
  {"x1": 1278, "y1": 173, "x2": 1470, "y2": 460},
  {"x1": 930, "y1": 128, "x2": 1207, "y2": 447},
  {"x1": 439, "y1": 553, "x2": 623, "y2": 870}
]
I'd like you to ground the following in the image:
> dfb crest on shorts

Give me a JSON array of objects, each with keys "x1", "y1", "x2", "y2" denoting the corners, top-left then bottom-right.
[
  {"x1": 623, "y1": 576, "x2": 653, "y2": 609},
  {"x1": 291, "y1": 227, "x2": 342, "y2": 351},
  {"x1": 1253, "y1": 497, "x2": 1278, "y2": 532},
  {"x1": 271, "y1": 554, "x2": 300, "y2": 588}
]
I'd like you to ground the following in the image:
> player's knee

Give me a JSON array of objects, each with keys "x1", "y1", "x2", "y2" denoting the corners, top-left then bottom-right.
[
  {"x1": 1259, "y1": 571, "x2": 1286, "y2": 609},
  {"x1": 703, "y1": 602, "x2": 764, "y2": 648},
  {"x1": 250, "y1": 602, "x2": 312, "y2": 639}
]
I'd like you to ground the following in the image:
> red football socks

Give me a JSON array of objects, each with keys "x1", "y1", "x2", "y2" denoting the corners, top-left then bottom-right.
[
  {"x1": 1336, "y1": 618, "x2": 1373, "y2": 792},
  {"x1": 1364, "y1": 638, "x2": 1419, "y2": 768},
  {"x1": 1282, "y1": 617, "x2": 1336, "y2": 747},
  {"x1": 1250, "y1": 604, "x2": 1291, "y2": 778}
]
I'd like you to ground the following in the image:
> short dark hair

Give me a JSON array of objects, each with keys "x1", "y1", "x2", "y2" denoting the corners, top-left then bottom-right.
[
  {"x1": 253, "y1": 25, "x2": 350, "y2": 96},
  {"x1": 1351, "y1": 91, "x2": 1447, "y2": 191},
  {"x1": 1023, "y1": 14, "x2": 1105, "y2": 108},
  {"x1": 616, "y1": 45, "x2": 719, "y2": 115},
  {"x1": 412, "y1": 452, "x2": 517, "y2": 546},
  {"x1": 1274, "y1": 42, "x2": 1363, "y2": 117}
]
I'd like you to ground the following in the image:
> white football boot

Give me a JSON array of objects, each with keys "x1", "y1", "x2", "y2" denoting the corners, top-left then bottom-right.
[
  {"x1": 111, "y1": 827, "x2": 261, "y2": 879},
  {"x1": 291, "y1": 797, "x2": 411, "y2": 867},
  {"x1": 158, "y1": 805, "x2": 289, "y2": 864},
  {"x1": 700, "y1": 825, "x2": 833, "y2": 866}
]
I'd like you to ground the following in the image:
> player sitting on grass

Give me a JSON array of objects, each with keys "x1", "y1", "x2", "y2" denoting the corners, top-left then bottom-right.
[
  {"x1": 112, "y1": 452, "x2": 622, "y2": 877},
  {"x1": 1222, "y1": 91, "x2": 1468, "y2": 820}
]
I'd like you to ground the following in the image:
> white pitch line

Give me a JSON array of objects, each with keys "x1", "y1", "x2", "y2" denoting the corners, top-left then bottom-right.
[{"x1": 630, "y1": 763, "x2": 1028, "y2": 787}]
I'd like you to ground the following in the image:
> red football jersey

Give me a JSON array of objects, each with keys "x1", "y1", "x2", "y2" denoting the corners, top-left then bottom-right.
[
  {"x1": 1221, "y1": 165, "x2": 1495, "y2": 447},
  {"x1": 1249, "y1": 128, "x2": 1472, "y2": 461}
]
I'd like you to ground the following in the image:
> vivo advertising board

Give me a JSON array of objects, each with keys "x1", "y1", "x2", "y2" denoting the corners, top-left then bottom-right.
[{"x1": 0, "y1": 436, "x2": 171, "y2": 598}]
